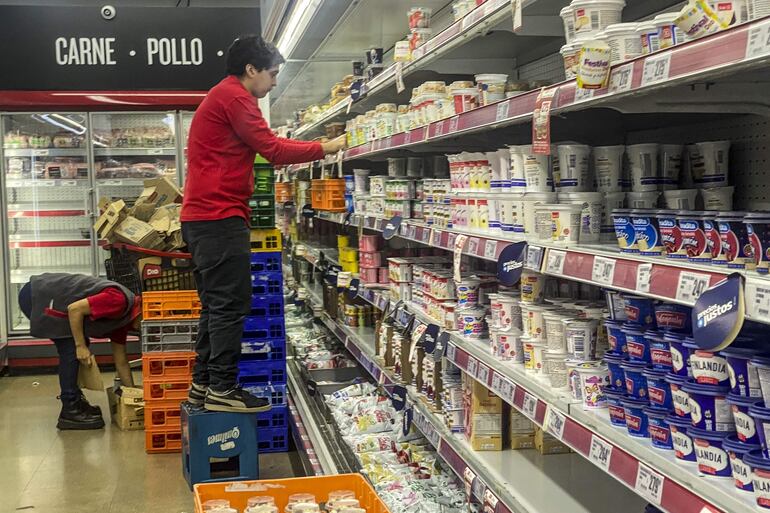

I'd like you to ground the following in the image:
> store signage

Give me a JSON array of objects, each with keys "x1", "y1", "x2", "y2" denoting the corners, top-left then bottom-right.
[
  {"x1": 435, "y1": 331, "x2": 450, "y2": 362},
  {"x1": 496, "y1": 241, "x2": 527, "y2": 286},
  {"x1": 692, "y1": 273, "x2": 745, "y2": 351},
  {"x1": 421, "y1": 324, "x2": 440, "y2": 354},
  {"x1": 346, "y1": 279, "x2": 360, "y2": 300},
  {"x1": 391, "y1": 385, "x2": 407, "y2": 411},
  {"x1": 0, "y1": 5, "x2": 260, "y2": 90},
  {"x1": 383, "y1": 216, "x2": 402, "y2": 240}
]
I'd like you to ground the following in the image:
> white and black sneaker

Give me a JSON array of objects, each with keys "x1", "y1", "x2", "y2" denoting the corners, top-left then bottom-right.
[
  {"x1": 204, "y1": 386, "x2": 272, "y2": 413},
  {"x1": 187, "y1": 382, "x2": 207, "y2": 406}
]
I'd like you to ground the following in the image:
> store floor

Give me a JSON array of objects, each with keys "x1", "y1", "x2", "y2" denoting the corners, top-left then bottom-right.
[{"x1": 0, "y1": 372, "x2": 299, "y2": 513}]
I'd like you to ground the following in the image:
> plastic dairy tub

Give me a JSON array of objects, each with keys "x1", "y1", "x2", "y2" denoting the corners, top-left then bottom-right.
[
  {"x1": 601, "y1": 191, "x2": 626, "y2": 242},
  {"x1": 593, "y1": 145, "x2": 624, "y2": 192},
  {"x1": 606, "y1": 290, "x2": 628, "y2": 321},
  {"x1": 604, "y1": 319, "x2": 628, "y2": 355},
  {"x1": 663, "y1": 189, "x2": 698, "y2": 210},
  {"x1": 408, "y1": 7, "x2": 432, "y2": 29},
  {"x1": 753, "y1": 356, "x2": 770, "y2": 406},
  {"x1": 691, "y1": 427, "x2": 736, "y2": 477},
  {"x1": 564, "y1": 318, "x2": 598, "y2": 360},
  {"x1": 708, "y1": 0, "x2": 750, "y2": 26},
  {"x1": 653, "y1": 303, "x2": 692, "y2": 334},
  {"x1": 667, "y1": 372, "x2": 692, "y2": 417},
  {"x1": 694, "y1": 140, "x2": 731, "y2": 187},
  {"x1": 612, "y1": 209, "x2": 637, "y2": 252},
  {"x1": 644, "y1": 367, "x2": 673, "y2": 410},
  {"x1": 508, "y1": 145, "x2": 527, "y2": 189},
  {"x1": 572, "y1": 0, "x2": 626, "y2": 36},
  {"x1": 560, "y1": 192, "x2": 603, "y2": 243},
  {"x1": 675, "y1": 1, "x2": 724, "y2": 40},
  {"x1": 452, "y1": 88, "x2": 479, "y2": 114},
  {"x1": 602, "y1": 23, "x2": 641, "y2": 64},
  {"x1": 534, "y1": 203, "x2": 583, "y2": 244},
  {"x1": 622, "y1": 360, "x2": 649, "y2": 399},
  {"x1": 556, "y1": 144, "x2": 591, "y2": 190},
  {"x1": 704, "y1": 215, "x2": 723, "y2": 261},
  {"x1": 521, "y1": 192, "x2": 557, "y2": 235},
  {"x1": 745, "y1": 212, "x2": 770, "y2": 273},
  {"x1": 744, "y1": 450, "x2": 770, "y2": 508},
  {"x1": 654, "y1": 12, "x2": 687, "y2": 49},
  {"x1": 627, "y1": 143, "x2": 659, "y2": 192},
  {"x1": 520, "y1": 270, "x2": 544, "y2": 303},
  {"x1": 659, "y1": 143, "x2": 683, "y2": 189},
  {"x1": 750, "y1": 0, "x2": 770, "y2": 20},
  {"x1": 604, "y1": 386, "x2": 627, "y2": 426},
  {"x1": 475, "y1": 74, "x2": 508, "y2": 106},
  {"x1": 647, "y1": 331, "x2": 673, "y2": 371},
  {"x1": 560, "y1": 40, "x2": 582, "y2": 79},
  {"x1": 577, "y1": 362, "x2": 610, "y2": 408},
  {"x1": 728, "y1": 392, "x2": 762, "y2": 444},
  {"x1": 658, "y1": 210, "x2": 684, "y2": 257},
  {"x1": 646, "y1": 406, "x2": 674, "y2": 449},
  {"x1": 666, "y1": 332, "x2": 691, "y2": 377},
  {"x1": 724, "y1": 435, "x2": 761, "y2": 491},
  {"x1": 689, "y1": 347, "x2": 731, "y2": 386},
  {"x1": 543, "y1": 312, "x2": 568, "y2": 352},
  {"x1": 623, "y1": 326, "x2": 650, "y2": 364},
  {"x1": 636, "y1": 20, "x2": 660, "y2": 55},
  {"x1": 522, "y1": 149, "x2": 552, "y2": 193},
  {"x1": 716, "y1": 211, "x2": 750, "y2": 268},
  {"x1": 560, "y1": 5, "x2": 575, "y2": 42},
  {"x1": 722, "y1": 346, "x2": 763, "y2": 397},
  {"x1": 621, "y1": 396, "x2": 650, "y2": 437},
  {"x1": 701, "y1": 186, "x2": 734, "y2": 210},
  {"x1": 683, "y1": 380, "x2": 732, "y2": 431},
  {"x1": 623, "y1": 295, "x2": 656, "y2": 328},
  {"x1": 604, "y1": 352, "x2": 626, "y2": 389},
  {"x1": 668, "y1": 413, "x2": 697, "y2": 462},
  {"x1": 576, "y1": 38, "x2": 612, "y2": 89},
  {"x1": 631, "y1": 209, "x2": 663, "y2": 256},
  {"x1": 678, "y1": 211, "x2": 711, "y2": 262},
  {"x1": 626, "y1": 190, "x2": 660, "y2": 209}
]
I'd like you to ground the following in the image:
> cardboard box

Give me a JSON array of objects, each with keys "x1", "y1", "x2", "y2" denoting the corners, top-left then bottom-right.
[
  {"x1": 510, "y1": 433, "x2": 536, "y2": 450},
  {"x1": 510, "y1": 409, "x2": 536, "y2": 435},
  {"x1": 114, "y1": 216, "x2": 165, "y2": 250},
  {"x1": 130, "y1": 176, "x2": 183, "y2": 222},
  {"x1": 148, "y1": 203, "x2": 184, "y2": 250},
  {"x1": 94, "y1": 199, "x2": 127, "y2": 240},
  {"x1": 106, "y1": 386, "x2": 144, "y2": 430},
  {"x1": 534, "y1": 427, "x2": 571, "y2": 455},
  {"x1": 469, "y1": 433, "x2": 503, "y2": 451},
  {"x1": 471, "y1": 380, "x2": 502, "y2": 414}
]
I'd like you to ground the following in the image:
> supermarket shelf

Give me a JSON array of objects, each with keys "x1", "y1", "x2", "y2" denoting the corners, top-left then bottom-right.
[
  {"x1": 95, "y1": 178, "x2": 151, "y2": 187},
  {"x1": 287, "y1": 395, "x2": 323, "y2": 476},
  {"x1": 93, "y1": 147, "x2": 176, "y2": 157},
  {"x1": 344, "y1": 17, "x2": 770, "y2": 160},
  {"x1": 2, "y1": 148, "x2": 87, "y2": 158},
  {"x1": 297, "y1": 243, "x2": 340, "y2": 268},
  {"x1": 9, "y1": 240, "x2": 91, "y2": 248},
  {"x1": 5, "y1": 179, "x2": 90, "y2": 188},
  {"x1": 293, "y1": 99, "x2": 351, "y2": 140}
]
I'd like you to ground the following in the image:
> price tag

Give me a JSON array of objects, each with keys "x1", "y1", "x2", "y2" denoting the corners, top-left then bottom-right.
[
  {"x1": 484, "y1": 240, "x2": 498, "y2": 259},
  {"x1": 522, "y1": 392, "x2": 538, "y2": 420},
  {"x1": 490, "y1": 372, "x2": 504, "y2": 396},
  {"x1": 467, "y1": 357, "x2": 478, "y2": 378},
  {"x1": 476, "y1": 363, "x2": 489, "y2": 384},
  {"x1": 495, "y1": 101, "x2": 509, "y2": 122},
  {"x1": 501, "y1": 378, "x2": 516, "y2": 403},
  {"x1": 525, "y1": 245, "x2": 544, "y2": 270},
  {"x1": 449, "y1": 115, "x2": 460, "y2": 133},
  {"x1": 453, "y1": 234, "x2": 468, "y2": 282},
  {"x1": 483, "y1": 489, "x2": 500, "y2": 513},
  {"x1": 608, "y1": 62, "x2": 634, "y2": 94},
  {"x1": 544, "y1": 406, "x2": 566, "y2": 440},
  {"x1": 591, "y1": 256, "x2": 616, "y2": 286},
  {"x1": 636, "y1": 263, "x2": 652, "y2": 293},
  {"x1": 574, "y1": 87, "x2": 594, "y2": 102},
  {"x1": 446, "y1": 343, "x2": 457, "y2": 362},
  {"x1": 512, "y1": 0, "x2": 522, "y2": 31},
  {"x1": 749, "y1": 284, "x2": 770, "y2": 320},
  {"x1": 430, "y1": 228, "x2": 440, "y2": 246},
  {"x1": 676, "y1": 271, "x2": 711, "y2": 303},
  {"x1": 589, "y1": 435, "x2": 613, "y2": 472},
  {"x1": 641, "y1": 53, "x2": 671, "y2": 87},
  {"x1": 421, "y1": 228, "x2": 431, "y2": 243},
  {"x1": 407, "y1": 225, "x2": 417, "y2": 239},
  {"x1": 149, "y1": 148, "x2": 164, "y2": 155},
  {"x1": 468, "y1": 238, "x2": 479, "y2": 256},
  {"x1": 33, "y1": 149, "x2": 49, "y2": 157},
  {"x1": 61, "y1": 180, "x2": 78, "y2": 187},
  {"x1": 38, "y1": 180, "x2": 55, "y2": 186},
  {"x1": 404, "y1": 130, "x2": 412, "y2": 144},
  {"x1": 446, "y1": 232, "x2": 457, "y2": 249},
  {"x1": 635, "y1": 464, "x2": 664, "y2": 505},
  {"x1": 395, "y1": 62, "x2": 405, "y2": 93},
  {"x1": 545, "y1": 249, "x2": 566, "y2": 275},
  {"x1": 746, "y1": 19, "x2": 770, "y2": 59}
]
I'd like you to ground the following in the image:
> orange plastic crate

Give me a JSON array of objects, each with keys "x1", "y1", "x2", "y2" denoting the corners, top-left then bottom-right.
[
  {"x1": 142, "y1": 352, "x2": 196, "y2": 379},
  {"x1": 275, "y1": 182, "x2": 293, "y2": 203},
  {"x1": 142, "y1": 291, "x2": 201, "y2": 320},
  {"x1": 143, "y1": 379, "x2": 191, "y2": 402},
  {"x1": 311, "y1": 179, "x2": 346, "y2": 212},
  {"x1": 144, "y1": 401, "x2": 182, "y2": 429},
  {"x1": 194, "y1": 474, "x2": 390, "y2": 513},
  {"x1": 145, "y1": 428, "x2": 182, "y2": 454}
]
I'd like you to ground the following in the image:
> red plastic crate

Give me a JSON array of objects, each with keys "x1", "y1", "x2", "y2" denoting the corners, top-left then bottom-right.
[
  {"x1": 143, "y1": 379, "x2": 191, "y2": 402},
  {"x1": 141, "y1": 352, "x2": 196, "y2": 379},
  {"x1": 145, "y1": 428, "x2": 182, "y2": 454}
]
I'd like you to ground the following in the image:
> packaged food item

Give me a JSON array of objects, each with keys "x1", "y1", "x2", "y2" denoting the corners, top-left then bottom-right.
[{"x1": 575, "y1": 39, "x2": 611, "y2": 89}]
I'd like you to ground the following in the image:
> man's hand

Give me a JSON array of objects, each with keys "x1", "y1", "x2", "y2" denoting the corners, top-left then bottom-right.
[
  {"x1": 321, "y1": 134, "x2": 347, "y2": 154},
  {"x1": 76, "y1": 344, "x2": 93, "y2": 364}
]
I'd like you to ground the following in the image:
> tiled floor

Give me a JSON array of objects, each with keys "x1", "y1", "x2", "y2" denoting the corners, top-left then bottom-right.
[{"x1": 0, "y1": 372, "x2": 299, "y2": 513}]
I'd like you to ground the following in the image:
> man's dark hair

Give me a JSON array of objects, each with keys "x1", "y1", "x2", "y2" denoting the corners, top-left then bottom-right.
[{"x1": 226, "y1": 35, "x2": 285, "y2": 75}]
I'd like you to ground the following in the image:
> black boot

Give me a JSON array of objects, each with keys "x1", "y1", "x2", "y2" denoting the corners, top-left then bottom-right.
[
  {"x1": 57, "y1": 400, "x2": 105, "y2": 430},
  {"x1": 75, "y1": 391, "x2": 102, "y2": 417}
]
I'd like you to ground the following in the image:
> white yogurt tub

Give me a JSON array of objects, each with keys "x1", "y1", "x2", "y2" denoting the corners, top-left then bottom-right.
[
  {"x1": 522, "y1": 146, "x2": 552, "y2": 193},
  {"x1": 543, "y1": 311, "x2": 569, "y2": 352},
  {"x1": 452, "y1": 88, "x2": 479, "y2": 114},
  {"x1": 560, "y1": 191, "x2": 603, "y2": 243},
  {"x1": 627, "y1": 143, "x2": 660, "y2": 192},
  {"x1": 576, "y1": 363, "x2": 610, "y2": 409},
  {"x1": 660, "y1": 143, "x2": 683, "y2": 189},
  {"x1": 749, "y1": 0, "x2": 770, "y2": 20},
  {"x1": 560, "y1": 41, "x2": 582, "y2": 79},
  {"x1": 636, "y1": 21, "x2": 659, "y2": 55},
  {"x1": 654, "y1": 12, "x2": 687, "y2": 49},
  {"x1": 520, "y1": 269, "x2": 545, "y2": 303},
  {"x1": 708, "y1": 0, "x2": 749, "y2": 26},
  {"x1": 544, "y1": 351, "x2": 570, "y2": 389},
  {"x1": 694, "y1": 140, "x2": 730, "y2": 187},
  {"x1": 602, "y1": 191, "x2": 626, "y2": 242},
  {"x1": 627, "y1": 190, "x2": 660, "y2": 209},
  {"x1": 572, "y1": 0, "x2": 626, "y2": 36},
  {"x1": 663, "y1": 188, "x2": 698, "y2": 209},
  {"x1": 508, "y1": 145, "x2": 527, "y2": 190},
  {"x1": 701, "y1": 186, "x2": 735, "y2": 210},
  {"x1": 521, "y1": 302, "x2": 552, "y2": 340},
  {"x1": 602, "y1": 23, "x2": 642, "y2": 64},
  {"x1": 593, "y1": 145, "x2": 625, "y2": 192},
  {"x1": 521, "y1": 192, "x2": 558, "y2": 235},
  {"x1": 556, "y1": 144, "x2": 592, "y2": 191},
  {"x1": 576, "y1": 39, "x2": 612, "y2": 89},
  {"x1": 561, "y1": 5, "x2": 576, "y2": 42},
  {"x1": 534, "y1": 203, "x2": 583, "y2": 244},
  {"x1": 564, "y1": 318, "x2": 598, "y2": 360},
  {"x1": 475, "y1": 74, "x2": 508, "y2": 106},
  {"x1": 498, "y1": 294, "x2": 522, "y2": 331},
  {"x1": 675, "y1": 1, "x2": 724, "y2": 40},
  {"x1": 496, "y1": 328, "x2": 524, "y2": 363}
]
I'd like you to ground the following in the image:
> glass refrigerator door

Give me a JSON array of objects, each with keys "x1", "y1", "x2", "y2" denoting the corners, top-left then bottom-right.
[
  {"x1": 180, "y1": 111, "x2": 195, "y2": 186},
  {"x1": 90, "y1": 112, "x2": 180, "y2": 275},
  {"x1": 2, "y1": 113, "x2": 94, "y2": 334}
]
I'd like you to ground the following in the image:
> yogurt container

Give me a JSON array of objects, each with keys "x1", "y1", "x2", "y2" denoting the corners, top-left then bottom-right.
[
  {"x1": 593, "y1": 145, "x2": 624, "y2": 192},
  {"x1": 602, "y1": 23, "x2": 642, "y2": 64},
  {"x1": 622, "y1": 360, "x2": 649, "y2": 399},
  {"x1": 572, "y1": 0, "x2": 626, "y2": 36},
  {"x1": 702, "y1": 186, "x2": 734, "y2": 210},
  {"x1": 724, "y1": 435, "x2": 761, "y2": 491},
  {"x1": 612, "y1": 208, "x2": 637, "y2": 252},
  {"x1": 745, "y1": 450, "x2": 770, "y2": 508},
  {"x1": 728, "y1": 392, "x2": 763, "y2": 444},
  {"x1": 624, "y1": 326, "x2": 650, "y2": 364},
  {"x1": 497, "y1": 329, "x2": 524, "y2": 363},
  {"x1": 520, "y1": 270, "x2": 544, "y2": 303},
  {"x1": 534, "y1": 203, "x2": 583, "y2": 244},
  {"x1": 621, "y1": 396, "x2": 650, "y2": 437},
  {"x1": 663, "y1": 189, "x2": 698, "y2": 210},
  {"x1": 521, "y1": 192, "x2": 558, "y2": 235},
  {"x1": 683, "y1": 380, "x2": 732, "y2": 431},
  {"x1": 704, "y1": 216, "x2": 722, "y2": 261},
  {"x1": 694, "y1": 140, "x2": 730, "y2": 187},
  {"x1": 647, "y1": 331, "x2": 673, "y2": 371},
  {"x1": 456, "y1": 308, "x2": 487, "y2": 338},
  {"x1": 556, "y1": 144, "x2": 591, "y2": 191},
  {"x1": 623, "y1": 295, "x2": 656, "y2": 328},
  {"x1": 627, "y1": 143, "x2": 659, "y2": 192},
  {"x1": 604, "y1": 353, "x2": 626, "y2": 389},
  {"x1": 455, "y1": 278, "x2": 481, "y2": 308},
  {"x1": 560, "y1": 5, "x2": 575, "y2": 42},
  {"x1": 675, "y1": 0, "x2": 724, "y2": 40},
  {"x1": 691, "y1": 427, "x2": 735, "y2": 477},
  {"x1": 605, "y1": 290, "x2": 627, "y2": 321},
  {"x1": 604, "y1": 386, "x2": 627, "y2": 426},
  {"x1": 646, "y1": 406, "x2": 674, "y2": 450},
  {"x1": 666, "y1": 332, "x2": 691, "y2": 377},
  {"x1": 636, "y1": 20, "x2": 659, "y2": 54},
  {"x1": 560, "y1": 39, "x2": 583, "y2": 79},
  {"x1": 678, "y1": 211, "x2": 711, "y2": 262},
  {"x1": 716, "y1": 211, "x2": 749, "y2": 268},
  {"x1": 561, "y1": 191, "x2": 603, "y2": 243},
  {"x1": 626, "y1": 191, "x2": 660, "y2": 209},
  {"x1": 689, "y1": 348, "x2": 730, "y2": 386},
  {"x1": 668, "y1": 413, "x2": 697, "y2": 462},
  {"x1": 522, "y1": 149, "x2": 552, "y2": 193},
  {"x1": 721, "y1": 346, "x2": 763, "y2": 397},
  {"x1": 564, "y1": 318, "x2": 598, "y2": 360},
  {"x1": 658, "y1": 210, "x2": 684, "y2": 257},
  {"x1": 745, "y1": 212, "x2": 770, "y2": 273},
  {"x1": 631, "y1": 209, "x2": 663, "y2": 255},
  {"x1": 751, "y1": 356, "x2": 770, "y2": 403},
  {"x1": 653, "y1": 303, "x2": 692, "y2": 334},
  {"x1": 601, "y1": 191, "x2": 626, "y2": 242},
  {"x1": 667, "y1": 372, "x2": 692, "y2": 417},
  {"x1": 605, "y1": 320, "x2": 628, "y2": 355},
  {"x1": 645, "y1": 367, "x2": 674, "y2": 409},
  {"x1": 543, "y1": 312, "x2": 568, "y2": 352},
  {"x1": 654, "y1": 12, "x2": 686, "y2": 49},
  {"x1": 577, "y1": 362, "x2": 610, "y2": 409}
]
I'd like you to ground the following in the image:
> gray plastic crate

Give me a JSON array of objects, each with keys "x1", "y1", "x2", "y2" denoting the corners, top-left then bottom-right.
[{"x1": 141, "y1": 319, "x2": 198, "y2": 352}]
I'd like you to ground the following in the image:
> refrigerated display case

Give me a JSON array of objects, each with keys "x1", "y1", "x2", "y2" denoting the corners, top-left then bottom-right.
[
  {"x1": 179, "y1": 111, "x2": 194, "y2": 185},
  {"x1": 2, "y1": 113, "x2": 96, "y2": 333}
]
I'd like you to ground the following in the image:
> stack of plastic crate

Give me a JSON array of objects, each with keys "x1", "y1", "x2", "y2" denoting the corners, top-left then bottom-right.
[
  {"x1": 141, "y1": 291, "x2": 201, "y2": 453},
  {"x1": 239, "y1": 232, "x2": 289, "y2": 453},
  {"x1": 250, "y1": 158, "x2": 276, "y2": 229}
]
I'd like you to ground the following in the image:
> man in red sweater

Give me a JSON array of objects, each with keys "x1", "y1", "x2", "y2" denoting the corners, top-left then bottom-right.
[{"x1": 181, "y1": 35, "x2": 344, "y2": 413}]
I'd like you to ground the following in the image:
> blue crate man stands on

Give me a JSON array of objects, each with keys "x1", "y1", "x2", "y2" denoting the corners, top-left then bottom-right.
[
  {"x1": 17, "y1": 273, "x2": 142, "y2": 430},
  {"x1": 181, "y1": 34, "x2": 345, "y2": 413}
]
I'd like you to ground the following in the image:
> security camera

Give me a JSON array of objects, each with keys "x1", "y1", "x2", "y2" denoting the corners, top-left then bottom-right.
[{"x1": 101, "y1": 5, "x2": 116, "y2": 20}]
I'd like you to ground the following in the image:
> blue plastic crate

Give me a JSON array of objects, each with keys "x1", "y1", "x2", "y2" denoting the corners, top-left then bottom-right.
[
  {"x1": 238, "y1": 360, "x2": 286, "y2": 385},
  {"x1": 256, "y1": 405, "x2": 288, "y2": 429},
  {"x1": 243, "y1": 383, "x2": 287, "y2": 406},
  {"x1": 257, "y1": 426, "x2": 289, "y2": 453},
  {"x1": 250, "y1": 252, "x2": 282, "y2": 273},
  {"x1": 241, "y1": 338, "x2": 286, "y2": 361},
  {"x1": 249, "y1": 295, "x2": 284, "y2": 317},
  {"x1": 251, "y1": 272, "x2": 282, "y2": 295},
  {"x1": 243, "y1": 316, "x2": 285, "y2": 340}
]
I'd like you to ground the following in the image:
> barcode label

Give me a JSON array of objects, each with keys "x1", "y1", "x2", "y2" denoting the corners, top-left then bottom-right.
[
  {"x1": 609, "y1": 62, "x2": 634, "y2": 93},
  {"x1": 446, "y1": 343, "x2": 457, "y2": 362},
  {"x1": 641, "y1": 53, "x2": 671, "y2": 87},
  {"x1": 545, "y1": 250, "x2": 566, "y2": 274},
  {"x1": 591, "y1": 256, "x2": 616, "y2": 286},
  {"x1": 484, "y1": 240, "x2": 498, "y2": 259},
  {"x1": 676, "y1": 271, "x2": 711, "y2": 303}
]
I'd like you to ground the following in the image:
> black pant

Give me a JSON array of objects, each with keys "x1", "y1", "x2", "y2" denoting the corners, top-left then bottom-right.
[
  {"x1": 182, "y1": 217, "x2": 251, "y2": 392},
  {"x1": 18, "y1": 283, "x2": 81, "y2": 403}
]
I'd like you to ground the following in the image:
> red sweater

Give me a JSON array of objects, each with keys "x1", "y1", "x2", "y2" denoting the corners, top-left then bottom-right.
[{"x1": 181, "y1": 75, "x2": 324, "y2": 222}]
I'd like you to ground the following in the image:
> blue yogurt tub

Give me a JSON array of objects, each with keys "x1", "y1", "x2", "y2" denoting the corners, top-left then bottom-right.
[
  {"x1": 749, "y1": 402, "x2": 770, "y2": 458},
  {"x1": 647, "y1": 330, "x2": 673, "y2": 371},
  {"x1": 621, "y1": 396, "x2": 649, "y2": 437},
  {"x1": 612, "y1": 209, "x2": 637, "y2": 253},
  {"x1": 604, "y1": 320, "x2": 628, "y2": 356},
  {"x1": 683, "y1": 380, "x2": 732, "y2": 431},
  {"x1": 690, "y1": 427, "x2": 736, "y2": 478},
  {"x1": 665, "y1": 332, "x2": 691, "y2": 377},
  {"x1": 624, "y1": 326, "x2": 651, "y2": 364},
  {"x1": 668, "y1": 414, "x2": 697, "y2": 462},
  {"x1": 653, "y1": 303, "x2": 692, "y2": 334},
  {"x1": 645, "y1": 406, "x2": 673, "y2": 450},
  {"x1": 666, "y1": 372, "x2": 692, "y2": 418},
  {"x1": 720, "y1": 346, "x2": 763, "y2": 398},
  {"x1": 744, "y1": 450, "x2": 770, "y2": 508},
  {"x1": 724, "y1": 435, "x2": 761, "y2": 492},
  {"x1": 687, "y1": 345, "x2": 730, "y2": 387},
  {"x1": 728, "y1": 392, "x2": 763, "y2": 445},
  {"x1": 604, "y1": 386, "x2": 627, "y2": 427},
  {"x1": 644, "y1": 367, "x2": 673, "y2": 410},
  {"x1": 622, "y1": 360, "x2": 649, "y2": 400},
  {"x1": 623, "y1": 295, "x2": 656, "y2": 328},
  {"x1": 604, "y1": 353, "x2": 626, "y2": 390}
]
